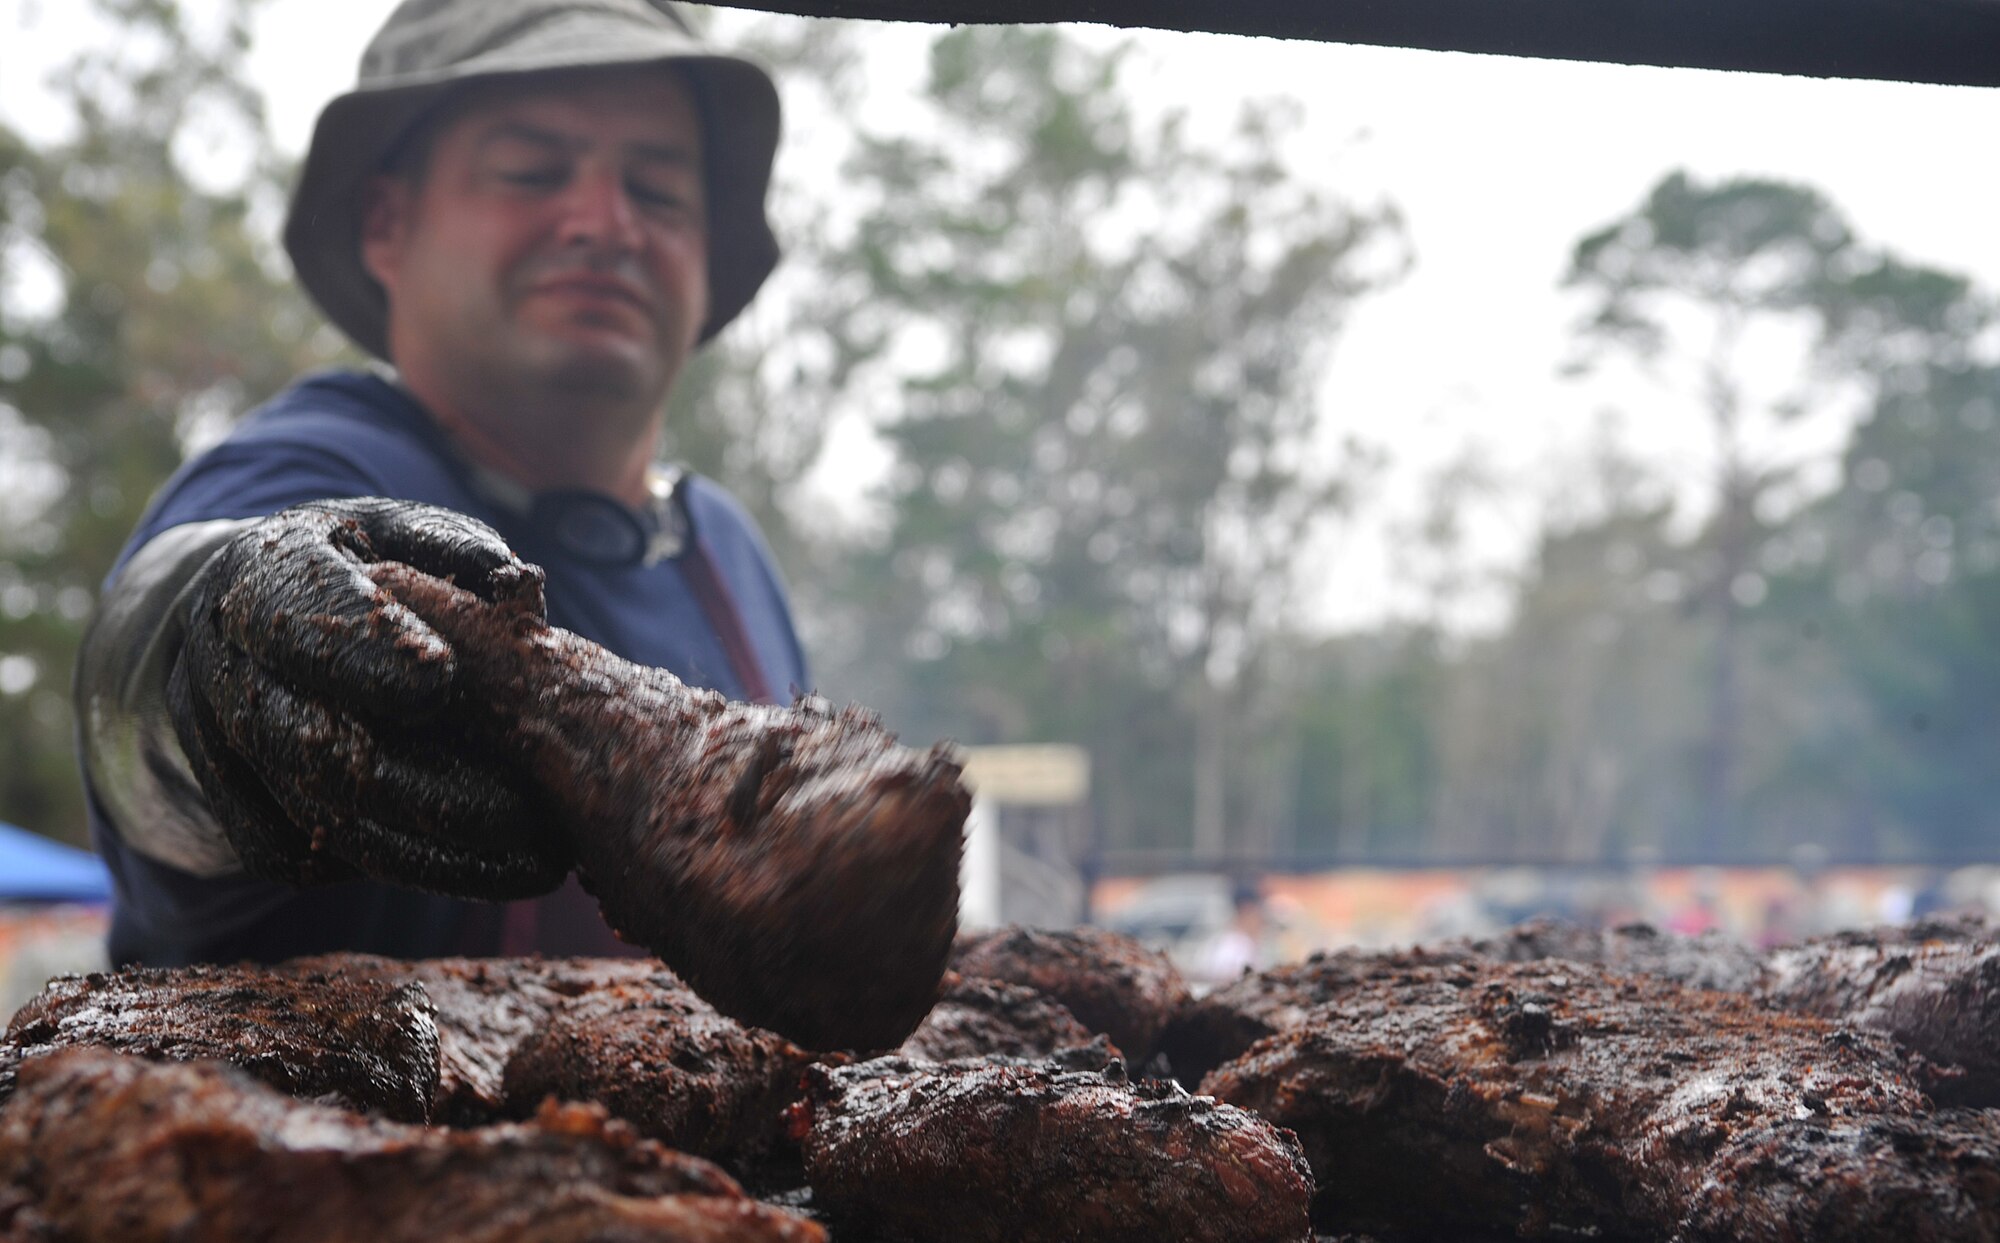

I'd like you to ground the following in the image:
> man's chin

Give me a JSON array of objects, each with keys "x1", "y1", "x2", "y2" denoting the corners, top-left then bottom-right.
[{"x1": 525, "y1": 337, "x2": 663, "y2": 401}]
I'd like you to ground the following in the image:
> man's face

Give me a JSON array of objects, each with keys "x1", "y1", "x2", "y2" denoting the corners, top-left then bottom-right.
[{"x1": 361, "y1": 67, "x2": 710, "y2": 412}]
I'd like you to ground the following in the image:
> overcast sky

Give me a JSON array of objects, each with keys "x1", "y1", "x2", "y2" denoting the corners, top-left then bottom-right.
[{"x1": 6, "y1": 0, "x2": 1999, "y2": 629}]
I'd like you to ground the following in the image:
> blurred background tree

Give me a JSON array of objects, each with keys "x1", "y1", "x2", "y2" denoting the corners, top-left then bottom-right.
[
  {"x1": 780, "y1": 26, "x2": 1405, "y2": 858},
  {"x1": 1776, "y1": 354, "x2": 2000, "y2": 861},
  {"x1": 0, "y1": 0, "x2": 338, "y2": 846},
  {"x1": 1425, "y1": 171, "x2": 1998, "y2": 865},
  {"x1": 1562, "y1": 174, "x2": 1880, "y2": 858},
  {"x1": 661, "y1": 8, "x2": 869, "y2": 579}
]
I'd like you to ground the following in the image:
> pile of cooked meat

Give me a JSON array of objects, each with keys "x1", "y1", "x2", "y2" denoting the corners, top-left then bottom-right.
[{"x1": 4, "y1": 917, "x2": 1998, "y2": 1241}]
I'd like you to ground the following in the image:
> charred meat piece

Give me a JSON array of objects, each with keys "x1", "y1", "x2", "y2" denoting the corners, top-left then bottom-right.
[
  {"x1": 899, "y1": 972, "x2": 1100, "y2": 1062},
  {"x1": 1159, "y1": 922, "x2": 1768, "y2": 1088},
  {"x1": 0, "y1": 1049, "x2": 823, "y2": 1243},
  {"x1": 283, "y1": 955, "x2": 673, "y2": 1125},
  {"x1": 2, "y1": 964, "x2": 437, "y2": 1122},
  {"x1": 1157, "y1": 944, "x2": 1469, "y2": 1086},
  {"x1": 795, "y1": 1047, "x2": 1314, "y2": 1243},
  {"x1": 950, "y1": 925, "x2": 1190, "y2": 1060},
  {"x1": 1763, "y1": 925, "x2": 2000, "y2": 1106},
  {"x1": 1465, "y1": 918, "x2": 1773, "y2": 992},
  {"x1": 502, "y1": 978, "x2": 820, "y2": 1177},
  {"x1": 1680, "y1": 1105, "x2": 2000, "y2": 1243},
  {"x1": 1463, "y1": 915, "x2": 2000, "y2": 1093},
  {"x1": 372, "y1": 562, "x2": 968, "y2": 1054},
  {"x1": 1779, "y1": 913, "x2": 1995, "y2": 949},
  {"x1": 1202, "y1": 959, "x2": 1991, "y2": 1242}
]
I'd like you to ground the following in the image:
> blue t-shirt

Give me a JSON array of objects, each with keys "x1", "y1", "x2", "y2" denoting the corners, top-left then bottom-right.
[{"x1": 91, "y1": 369, "x2": 809, "y2": 966}]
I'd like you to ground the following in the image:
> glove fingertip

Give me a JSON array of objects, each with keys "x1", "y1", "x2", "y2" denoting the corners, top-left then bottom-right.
[
  {"x1": 358, "y1": 501, "x2": 540, "y2": 608},
  {"x1": 472, "y1": 557, "x2": 547, "y2": 620}
]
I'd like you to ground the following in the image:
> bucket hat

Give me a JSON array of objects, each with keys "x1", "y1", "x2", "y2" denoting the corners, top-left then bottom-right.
[{"x1": 283, "y1": 0, "x2": 780, "y2": 358}]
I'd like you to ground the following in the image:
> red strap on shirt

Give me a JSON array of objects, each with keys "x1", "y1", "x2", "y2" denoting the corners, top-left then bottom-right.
[{"x1": 679, "y1": 530, "x2": 778, "y2": 705}]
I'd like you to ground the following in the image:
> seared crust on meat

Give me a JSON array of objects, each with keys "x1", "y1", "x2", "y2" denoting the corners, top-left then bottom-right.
[
  {"x1": 796, "y1": 1046, "x2": 1313, "y2": 1243},
  {"x1": 502, "y1": 979, "x2": 820, "y2": 1175},
  {"x1": 950, "y1": 926, "x2": 1189, "y2": 1060},
  {"x1": 899, "y1": 973, "x2": 1100, "y2": 1062},
  {"x1": 1203, "y1": 958, "x2": 1989, "y2": 1242},
  {"x1": 1159, "y1": 922, "x2": 1771, "y2": 1088},
  {"x1": 4, "y1": 964, "x2": 438, "y2": 1122},
  {"x1": 283, "y1": 955, "x2": 673, "y2": 1125},
  {"x1": 1158, "y1": 944, "x2": 1465, "y2": 1087},
  {"x1": 0, "y1": 1049, "x2": 824, "y2": 1243},
  {"x1": 1763, "y1": 922, "x2": 2000, "y2": 1106}
]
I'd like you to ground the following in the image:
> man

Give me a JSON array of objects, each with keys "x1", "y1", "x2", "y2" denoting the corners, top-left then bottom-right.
[{"x1": 74, "y1": 0, "x2": 807, "y2": 967}]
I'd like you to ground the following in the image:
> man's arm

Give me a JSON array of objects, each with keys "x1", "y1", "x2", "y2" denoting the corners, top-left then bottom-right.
[
  {"x1": 81, "y1": 494, "x2": 574, "y2": 900},
  {"x1": 73, "y1": 387, "x2": 564, "y2": 957},
  {"x1": 76, "y1": 423, "x2": 403, "y2": 880},
  {"x1": 76, "y1": 519, "x2": 257, "y2": 877}
]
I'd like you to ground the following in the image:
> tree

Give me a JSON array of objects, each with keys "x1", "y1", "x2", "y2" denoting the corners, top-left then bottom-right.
[
  {"x1": 1777, "y1": 357, "x2": 2000, "y2": 859},
  {"x1": 0, "y1": 0, "x2": 338, "y2": 843},
  {"x1": 1565, "y1": 172, "x2": 1881, "y2": 856},
  {"x1": 1558, "y1": 171, "x2": 1995, "y2": 862},
  {"x1": 1287, "y1": 626, "x2": 1442, "y2": 860},
  {"x1": 813, "y1": 26, "x2": 1402, "y2": 857},
  {"x1": 662, "y1": 9, "x2": 871, "y2": 585},
  {"x1": 1416, "y1": 419, "x2": 1711, "y2": 862}
]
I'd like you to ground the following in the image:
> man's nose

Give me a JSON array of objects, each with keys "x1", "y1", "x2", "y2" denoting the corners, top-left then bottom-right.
[{"x1": 557, "y1": 167, "x2": 643, "y2": 252}]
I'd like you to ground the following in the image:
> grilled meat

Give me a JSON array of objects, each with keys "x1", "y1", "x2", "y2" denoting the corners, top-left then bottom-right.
[
  {"x1": 1781, "y1": 914, "x2": 1993, "y2": 949},
  {"x1": 371, "y1": 562, "x2": 967, "y2": 1053},
  {"x1": 1202, "y1": 958, "x2": 1993, "y2": 1242},
  {"x1": 950, "y1": 926, "x2": 1190, "y2": 1060},
  {"x1": 1158, "y1": 945, "x2": 1460, "y2": 1087},
  {"x1": 502, "y1": 978, "x2": 820, "y2": 1175},
  {"x1": 1466, "y1": 918, "x2": 1773, "y2": 992},
  {"x1": 2, "y1": 964, "x2": 438, "y2": 1122},
  {"x1": 1762, "y1": 923, "x2": 2000, "y2": 1106},
  {"x1": 794, "y1": 1045, "x2": 1314, "y2": 1243},
  {"x1": 1159, "y1": 922, "x2": 1769, "y2": 1087},
  {"x1": 290, "y1": 956, "x2": 820, "y2": 1166},
  {"x1": 1680, "y1": 1105, "x2": 2000, "y2": 1242},
  {"x1": 1479, "y1": 915, "x2": 1998, "y2": 1107},
  {"x1": 899, "y1": 972, "x2": 1099, "y2": 1062},
  {"x1": 0, "y1": 1049, "x2": 824, "y2": 1243},
  {"x1": 284, "y1": 955, "x2": 672, "y2": 1125}
]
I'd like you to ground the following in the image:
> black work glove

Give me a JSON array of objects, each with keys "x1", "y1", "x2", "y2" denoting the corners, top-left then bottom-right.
[
  {"x1": 166, "y1": 498, "x2": 572, "y2": 897},
  {"x1": 368, "y1": 561, "x2": 970, "y2": 1051}
]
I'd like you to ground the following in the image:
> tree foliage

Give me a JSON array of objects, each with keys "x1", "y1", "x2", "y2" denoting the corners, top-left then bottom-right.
[
  {"x1": 1412, "y1": 171, "x2": 2000, "y2": 864},
  {"x1": 0, "y1": 0, "x2": 337, "y2": 844},
  {"x1": 1778, "y1": 357, "x2": 2000, "y2": 859},
  {"x1": 662, "y1": 10, "x2": 871, "y2": 578},
  {"x1": 800, "y1": 26, "x2": 1403, "y2": 857}
]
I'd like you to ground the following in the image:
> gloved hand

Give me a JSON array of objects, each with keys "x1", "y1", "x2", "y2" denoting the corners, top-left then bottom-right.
[
  {"x1": 166, "y1": 498, "x2": 572, "y2": 897},
  {"x1": 370, "y1": 561, "x2": 970, "y2": 1052}
]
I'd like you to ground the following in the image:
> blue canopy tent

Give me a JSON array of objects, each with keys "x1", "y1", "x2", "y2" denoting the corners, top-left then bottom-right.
[{"x1": 0, "y1": 822, "x2": 112, "y2": 904}]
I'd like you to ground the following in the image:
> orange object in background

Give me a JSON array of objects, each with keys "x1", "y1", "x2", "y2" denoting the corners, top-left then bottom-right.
[
  {"x1": 0, "y1": 904, "x2": 108, "y2": 1019},
  {"x1": 1093, "y1": 865, "x2": 1998, "y2": 983}
]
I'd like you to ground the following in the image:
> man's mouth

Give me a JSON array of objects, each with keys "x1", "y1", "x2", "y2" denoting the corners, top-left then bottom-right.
[{"x1": 532, "y1": 276, "x2": 652, "y2": 312}]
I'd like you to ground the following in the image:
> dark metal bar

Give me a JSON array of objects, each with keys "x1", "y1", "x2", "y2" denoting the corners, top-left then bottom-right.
[{"x1": 706, "y1": 0, "x2": 2000, "y2": 88}]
